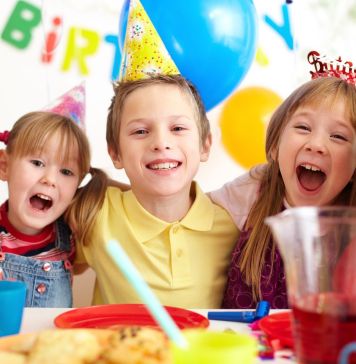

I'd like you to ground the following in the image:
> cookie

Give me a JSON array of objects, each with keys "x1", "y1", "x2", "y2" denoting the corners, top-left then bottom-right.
[
  {"x1": 27, "y1": 329, "x2": 103, "y2": 364},
  {"x1": 0, "y1": 351, "x2": 26, "y2": 364},
  {"x1": 101, "y1": 326, "x2": 172, "y2": 364}
]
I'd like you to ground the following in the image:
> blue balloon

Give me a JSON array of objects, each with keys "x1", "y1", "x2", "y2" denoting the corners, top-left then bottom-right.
[{"x1": 119, "y1": 0, "x2": 258, "y2": 111}]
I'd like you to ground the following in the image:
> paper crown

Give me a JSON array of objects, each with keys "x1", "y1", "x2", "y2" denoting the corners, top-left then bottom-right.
[
  {"x1": 43, "y1": 83, "x2": 86, "y2": 129},
  {"x1": 119, "y1": 0, "x2": 180, "y2": 81},
  {"x1": 307, "y1": 50, "x2": 356, "y2": 84}
]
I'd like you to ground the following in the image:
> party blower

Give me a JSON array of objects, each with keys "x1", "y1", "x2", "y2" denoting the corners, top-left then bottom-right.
[{"x1": 106, "y1": 240, "x2": 188, "y2": 348}]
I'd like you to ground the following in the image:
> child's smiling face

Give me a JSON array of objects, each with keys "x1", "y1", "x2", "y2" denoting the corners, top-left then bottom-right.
[
  {"x1": 2, "y1": 132, "x2": 80, "y2": 235},
  {"x1": 277, "y1": 97, "x2": 356, "y2": 207},
  {"x1": 109, "y1": 83, "x2": 211, "y2": 204}
]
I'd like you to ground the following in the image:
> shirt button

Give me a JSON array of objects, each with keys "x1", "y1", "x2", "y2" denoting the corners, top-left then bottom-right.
[
  {"x1": 176, "y1": 249, "x2": 183, "y2": 257},
  {"x1": 172, "y1": 226, "x2": 179, "y2": 234},
  {"x1": 42, "y1": 262, "x2": 52, "y2": 272},
  {"x1": 36, "y1": 283, "x2": 47, "y2": 294}
]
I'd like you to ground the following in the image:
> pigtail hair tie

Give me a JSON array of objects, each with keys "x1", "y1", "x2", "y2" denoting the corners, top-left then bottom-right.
[{"x1": 0, "y1": 131, "x2": 10, "y2": 145}]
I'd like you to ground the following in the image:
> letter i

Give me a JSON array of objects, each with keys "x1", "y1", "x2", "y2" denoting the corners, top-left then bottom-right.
[{"x1": 42, "y1": 16, "x2": 62, "y2": 63}]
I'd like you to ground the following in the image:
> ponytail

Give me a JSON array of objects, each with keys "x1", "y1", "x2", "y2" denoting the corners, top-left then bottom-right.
[{"x1": 65, "y1": 167, "x2": 108, "y2": 246}]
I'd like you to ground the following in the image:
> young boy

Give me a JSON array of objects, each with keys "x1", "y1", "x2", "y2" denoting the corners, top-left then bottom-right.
[
  {"x1": 68, "y1": 74, "x2": 238, "y2": 308},
  {"x1": 67, "y1": 0, "x2": 238, "y2": 308}
]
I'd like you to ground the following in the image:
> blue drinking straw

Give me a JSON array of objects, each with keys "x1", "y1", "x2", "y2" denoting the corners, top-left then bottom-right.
[{"x1": 106, "y1": 239, "x2": 188, "y2": 348}]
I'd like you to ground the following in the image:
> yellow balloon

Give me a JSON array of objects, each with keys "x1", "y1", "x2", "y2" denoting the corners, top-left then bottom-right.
[{"x1": 219, "y1": 87, "x2": 282, "y2": 169}]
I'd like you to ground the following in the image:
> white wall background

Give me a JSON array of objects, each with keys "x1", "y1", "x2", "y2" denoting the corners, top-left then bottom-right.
[{"x1": 1, "y1": 0, "x2": 355, "y2": 306}]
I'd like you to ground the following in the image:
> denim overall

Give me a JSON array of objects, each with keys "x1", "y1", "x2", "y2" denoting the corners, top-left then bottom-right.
[{"x1": 0, "y1": 218, "x2": 73, "y2": 307}]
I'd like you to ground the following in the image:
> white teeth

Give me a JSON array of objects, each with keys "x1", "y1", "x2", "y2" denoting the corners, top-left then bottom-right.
[
  {"x1": 149, "y1": 162, "x2": 178, "y2": 170},
  {"x1": 36, "y1": 193, "x2": 52, "y2": 201},
  {"x1": 301, "y1": 163, "x2": 321, "y2": 172}
]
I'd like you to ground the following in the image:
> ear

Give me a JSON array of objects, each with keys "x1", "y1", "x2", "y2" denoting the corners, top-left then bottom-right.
[
  {"x1": 200, "y1": 132, "x2": 212, "y2": 162},
  {"x1": 0, "y1": 150, "x2": 9, "y2": 181},
  {"x1": 108, "y1": 146, "x2": 124, "y2": 170}
]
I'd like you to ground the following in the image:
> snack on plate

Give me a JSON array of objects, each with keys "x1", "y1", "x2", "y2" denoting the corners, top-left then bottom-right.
[
  {"x1": 0, "y1": 351, "x2": 26, "y2": 364},
  {"x1": 99, "y1": 326, "x2": 172, "y2": 364},
  {"x1": 27, "y1": 329, "x2": 103, "y2": 364},
  {"x1": 0, "y1": 327, "x2": 172, "y2": 364}
]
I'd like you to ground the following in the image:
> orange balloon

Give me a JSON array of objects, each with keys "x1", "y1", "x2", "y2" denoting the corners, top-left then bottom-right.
[{"x1": 219, "y1": 87, "x2": 282, "y2": 169}]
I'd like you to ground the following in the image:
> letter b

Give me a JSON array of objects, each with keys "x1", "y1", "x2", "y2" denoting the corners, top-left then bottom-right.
[{"x1": 1, "y1": 0, "x2": 41, "y2": 49}]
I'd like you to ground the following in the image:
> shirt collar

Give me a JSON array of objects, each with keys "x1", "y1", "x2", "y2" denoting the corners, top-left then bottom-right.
[
  {"x1": 123, "y1": 182, "x2": 214, "y2": 243},
  {"x1": 0, "y1": 201, "x2": 53, "y2": 241}
]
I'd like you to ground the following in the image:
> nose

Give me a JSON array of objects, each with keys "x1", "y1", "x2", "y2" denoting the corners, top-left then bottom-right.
[
  {"x1": 304, "y1": 134, "x2": 327, "y2": 154},
  {"x1": 40, "y1": 168, "x2": 57, "y2": 187},
  {"x1": 151, "y1": 129, "x2": 172, "y2": 151}
]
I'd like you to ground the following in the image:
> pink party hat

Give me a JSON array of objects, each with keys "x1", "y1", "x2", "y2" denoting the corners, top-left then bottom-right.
[
  {"x1": 43, "y1": 83, "x2": 86, "y2": 129},
  {"x1": 119, "y1": 0, "x2": 180, "y2": 81}
]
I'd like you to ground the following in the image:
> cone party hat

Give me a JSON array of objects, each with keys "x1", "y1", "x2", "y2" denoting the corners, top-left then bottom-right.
[
  {"x1": 119, "y1": 0, "x2": 180, "y2": 81},
  {"x1": 43, "y1": 82, "x2": 86, "y2": 130}
]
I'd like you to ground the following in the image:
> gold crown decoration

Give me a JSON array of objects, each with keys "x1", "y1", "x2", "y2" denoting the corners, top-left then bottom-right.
[
  {"x1": 119, "y1": 0, "x2": 180, "y2": 81},
  {"x1": 307, "y1": 50, "x2": 356, "y2": 84}
]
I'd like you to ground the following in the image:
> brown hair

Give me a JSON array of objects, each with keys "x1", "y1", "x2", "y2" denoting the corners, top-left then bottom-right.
[
  {"x1": 5, "y1": 111, "x2": 108, "y2": 241},
  {"x1": 106, "y1": 74, "x2": 210, "y2": 155},
  {"x1": 239, "y1": 77, "x2": 356, "y2": 300}
]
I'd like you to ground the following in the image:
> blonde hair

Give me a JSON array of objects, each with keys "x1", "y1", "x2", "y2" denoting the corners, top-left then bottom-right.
[
  {"x1": 7, "y1": 111, "x2": 90, "y2": 179},
  {"x1": 5, "y1": 111, "x2": 108, "y2": 240},
  {"x1": 106, "y1": 74, "x2": 210, "y2": 155},
  {"x1": 239, "y1": 77, "x2": 356, "y2": 301}
]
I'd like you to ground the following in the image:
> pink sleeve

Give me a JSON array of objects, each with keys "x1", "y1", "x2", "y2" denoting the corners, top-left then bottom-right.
[{"x1": 209, "y1": 172, "x2": 260, "y2": 231}]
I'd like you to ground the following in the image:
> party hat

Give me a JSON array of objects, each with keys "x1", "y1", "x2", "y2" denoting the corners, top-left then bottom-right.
[
  {"x1": 307, "y1": 50, "x2": 356, "y2": 84},
  {"x1": 43, "y1": 82, "x2": 86, "y2": 129},
  {"x1": 119, "y1": 0, "x2": 180, "y2": 81}
]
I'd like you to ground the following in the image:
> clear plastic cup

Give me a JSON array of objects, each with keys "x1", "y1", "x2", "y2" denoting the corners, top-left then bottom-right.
[{"x1": 266, "y1": 207, "x2": 356, "y2": 364}]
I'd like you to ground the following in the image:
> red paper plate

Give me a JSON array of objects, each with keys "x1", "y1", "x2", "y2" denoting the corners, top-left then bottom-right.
[
  {"x1": 258, "y1": 311, "x2": 294, "y2": 348},
  {"x1": 54, "y1": 304, "x2": 209, "y2": 330}
]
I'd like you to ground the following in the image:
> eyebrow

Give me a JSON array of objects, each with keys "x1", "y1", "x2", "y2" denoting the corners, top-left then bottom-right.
[
  {"x1": 127, "y1": 115, "x2": 193, "y2": 124},
  {"x1": 292, "y1": 111, "x2": 353, "y2": 132}
]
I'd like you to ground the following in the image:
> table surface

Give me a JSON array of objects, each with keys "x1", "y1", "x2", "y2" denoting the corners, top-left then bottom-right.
[{"x1": 19, "y1": 307, "x2": 293, "y2": 363}]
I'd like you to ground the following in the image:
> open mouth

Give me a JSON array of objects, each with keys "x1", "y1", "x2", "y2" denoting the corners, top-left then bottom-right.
[
  {"x1": 146, "y1": 161, "x2": 181, "y2": 170},
  {"x1": 30, "y1": 193, "x2": 53, "y2": 211},
  {"x1": 297, "y1": 164, "x2": 326, "y2": 191}
]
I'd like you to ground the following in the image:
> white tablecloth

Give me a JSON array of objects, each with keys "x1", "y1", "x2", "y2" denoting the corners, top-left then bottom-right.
[{"x1": 20, "y1": 308, "x2": 293, "y2": 363}]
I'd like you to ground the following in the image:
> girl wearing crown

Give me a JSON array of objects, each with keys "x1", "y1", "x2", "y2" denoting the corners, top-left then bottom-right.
[{"x1": 210, "y1": 75, "x2": 356, "y2": 309}]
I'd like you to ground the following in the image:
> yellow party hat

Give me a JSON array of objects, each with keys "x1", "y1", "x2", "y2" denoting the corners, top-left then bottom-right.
[{"x1": 119, "y1": 0, "x2": 180, "y2": 81}]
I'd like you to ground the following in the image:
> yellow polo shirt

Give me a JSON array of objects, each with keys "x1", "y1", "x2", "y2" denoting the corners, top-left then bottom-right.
[{"x1": 76, "y1": 182, "x2": 238, "y2": 308}]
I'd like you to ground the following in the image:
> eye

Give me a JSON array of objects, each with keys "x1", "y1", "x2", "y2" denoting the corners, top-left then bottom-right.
[
  {"x1": 331, "y1": 133, "x2": 348, "y2": 142},
  {"x1": 294, "y1": 124, "x2": 310, "y2": 132},
  {"x1": 132, "y1": 129, "x2": 148, "y2": 135},
  {"x1": 61, "y1": 168, "x2": 74, "y2": 176},
  {"x1": 172, "y1": 125, "x2": 187, "y2": 132},
  {"x1": 30, "y1": 159, "x2": 44, "y2": 167}
]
